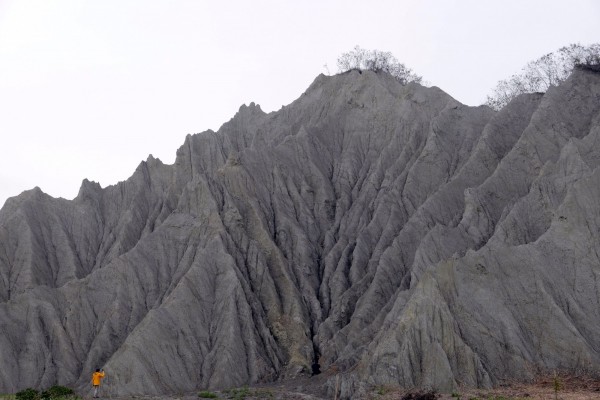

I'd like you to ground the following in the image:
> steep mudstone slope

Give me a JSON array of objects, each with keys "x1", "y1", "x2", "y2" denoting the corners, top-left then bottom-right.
[{"x1": 1, "y1": 67, "x2": 600, "y2": 398}]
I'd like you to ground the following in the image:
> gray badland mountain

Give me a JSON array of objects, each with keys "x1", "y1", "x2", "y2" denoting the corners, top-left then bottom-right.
[{"x1": 1, "y1": 66, "x2": 600, "y2": 398}]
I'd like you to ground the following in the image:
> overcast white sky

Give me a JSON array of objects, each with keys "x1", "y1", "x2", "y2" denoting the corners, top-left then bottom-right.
[{"x1": 1, "y1": 0, "x2": 599, "y2": 208}]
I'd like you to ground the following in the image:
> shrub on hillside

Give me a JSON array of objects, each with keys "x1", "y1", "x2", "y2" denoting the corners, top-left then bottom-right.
[
  {"x1": 337, "y1": 45, "x2": 423, "y2": 84},
  {"x1": 485, "y1": 43, "x2": 600, "y2": 110}
]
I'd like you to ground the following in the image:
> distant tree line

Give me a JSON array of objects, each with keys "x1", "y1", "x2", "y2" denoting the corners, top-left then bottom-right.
[
  {"x1": 336, "y1": 45, "x2": 423, "y2": 85},
  {"x1": 485, "y1": 43, "x2": 600, "y2": 110}
]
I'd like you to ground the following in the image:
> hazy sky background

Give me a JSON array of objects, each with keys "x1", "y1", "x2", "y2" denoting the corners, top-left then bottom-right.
[{"x1": 1, "y1": 0, "x2": 599, "y2": 207}]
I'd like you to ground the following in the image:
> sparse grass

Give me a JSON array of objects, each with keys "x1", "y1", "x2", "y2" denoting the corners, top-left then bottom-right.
[
  {"x1": 376, "y1": 387, "x2": 386, "y2": 395},
  {"x1": 220, "y1": 386, "x2": 272, "y2": 399},
  {"x1": 553, "y1": 372, "x2": 562, "y2": 400},
  {"x1": 460, "y1": 396, "x2": 553, "y2": 400},
  {"x1": 251, "y1": 389, "x2": 273, "y2": 398},
  {"x1": 488, "y1": 397, "x2": 531, "y2": 400},
  {"x1": 375, "y1": 385, "x2": 395, "y2": 396},
  {"x1": 223, "y1": 386, "x2": 250, "y2": 400}
]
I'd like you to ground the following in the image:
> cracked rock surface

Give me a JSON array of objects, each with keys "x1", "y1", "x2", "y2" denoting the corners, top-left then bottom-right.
[{"x1": 1, "y1": 67, "x2": 600, "y2": 397}]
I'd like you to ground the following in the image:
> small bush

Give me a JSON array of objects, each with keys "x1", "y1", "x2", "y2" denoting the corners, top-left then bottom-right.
[
  {"x1": 15, "y1": 389, "x2": 40, "y2": 400},
  {"x1": 198, "y1": 391, "x2": 218, "y2": 399},
  {"x1": 376, "y1": 386, "x2": 386, "y2": 395},
  {"x1": 401, "y1": 391, "x2": 437, "y2": 400},
  {"x1": 41, "y1": 386, "x2": 74, "y2": 400},
  {"x1": 485, "y1": 42, "x2": 600, "y2": 110},
  {"x1": 337, "y1": 46, "x2": 423, "y2": 85}
]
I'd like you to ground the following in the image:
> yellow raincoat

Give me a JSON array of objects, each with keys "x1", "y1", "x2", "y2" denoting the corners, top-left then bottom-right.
[{"x1": 92, "y1": 371, "x2": 105, "y2": 386}]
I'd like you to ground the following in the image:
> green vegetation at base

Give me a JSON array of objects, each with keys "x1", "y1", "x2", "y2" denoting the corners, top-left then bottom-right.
[
  {"x1": 552, "y1": 372, "x2": 562, "y2": 400},
  {"x1": 375, "y1": 386, "x2": 389, "y2": 395},
  {"x1": 14, "y1": 387, "x2": 78, "y2": 400},
  {"x1": 250, "y1": 389, "x2": 273, "y2": 398},
  {"x1": 223, "y1": 386, "x2": 250, "y2": 399},
  {"x1": 41, "y1": 386, "x2": 74, "y2": 400},
  {"x1": 198, "y1": 391, "x2": 218, "y2": 399},
  {"x1": 15, "y1": 389, "x2": 40, "y2": 400},
  {"x1": 221, "y1": 386, "x2": 272, "y2": 399}
]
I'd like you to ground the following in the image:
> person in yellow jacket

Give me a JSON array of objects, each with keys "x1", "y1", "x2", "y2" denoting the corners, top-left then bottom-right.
[{"x1": 92, "y1": 368, "x2": 105, "y2": 398}]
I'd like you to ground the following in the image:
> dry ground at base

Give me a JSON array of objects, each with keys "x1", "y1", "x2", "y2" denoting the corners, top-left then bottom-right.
[
  {"x1": 74, "y1": 375, "x2": 600, "y2": 400},
  {"x1": 374, "y1": 375, "x2": 600, "y2": 400}
]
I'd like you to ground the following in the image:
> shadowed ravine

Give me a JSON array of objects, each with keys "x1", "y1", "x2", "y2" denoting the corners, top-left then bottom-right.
[{"x1": 1, "y1": 67, "x2": 600, "y2": 399}]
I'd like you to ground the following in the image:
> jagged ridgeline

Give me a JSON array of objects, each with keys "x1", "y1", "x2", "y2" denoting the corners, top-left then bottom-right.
[{"x1": 1, "y1": 67, "x2": 600, "y2": 398}]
